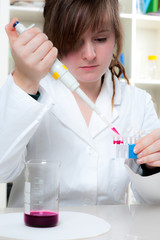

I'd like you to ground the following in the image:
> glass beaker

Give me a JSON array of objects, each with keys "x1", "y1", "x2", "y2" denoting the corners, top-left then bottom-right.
[{"x1": 24, "y1": 160, "x2": 60, "y2": 228}]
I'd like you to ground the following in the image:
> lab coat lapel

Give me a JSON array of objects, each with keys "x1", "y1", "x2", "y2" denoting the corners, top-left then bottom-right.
[
  {"x1": 50, "y1": 81, "x2": 95, "y2": 147},
  {"x1": 89, "y1": 71, "x2": 121, "y2": 138}
]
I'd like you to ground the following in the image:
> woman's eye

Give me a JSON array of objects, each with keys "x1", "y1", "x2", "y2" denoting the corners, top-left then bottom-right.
[{"x1": 96, "y1": 38, "x2": 107, "y2": 42}]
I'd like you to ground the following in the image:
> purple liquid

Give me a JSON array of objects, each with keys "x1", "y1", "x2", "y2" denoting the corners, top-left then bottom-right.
[{"x1": 24, "y1": 210, "x2": 59, "y2": 228}]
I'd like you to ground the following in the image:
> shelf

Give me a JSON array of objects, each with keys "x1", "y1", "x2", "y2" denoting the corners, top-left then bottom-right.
[
  {"x1": 136, "y1": 14, "x2": 160, "y2": 29},
  {"x1": 134, "y1": 79, "x2": 160, "y2": 85},
  {"x1": 10, "y1": 5, "x2": 44, "y2": 22},
  {"x1": 136, "y1": 14, "x2": 160, "y2": 21},
  {"x1": 120, "y1": 13, "x2": 133, "y2": 19}
]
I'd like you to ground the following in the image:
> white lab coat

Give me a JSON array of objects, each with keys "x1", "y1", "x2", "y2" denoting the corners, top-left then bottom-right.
[{"x1": 0, "y1": 70, "x2": 160, "y2": 207}]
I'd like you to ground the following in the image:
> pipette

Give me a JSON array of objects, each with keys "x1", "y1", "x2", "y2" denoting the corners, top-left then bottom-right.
[{"x1": 13, "y1": 21, "x2": 120, "y2": 136}]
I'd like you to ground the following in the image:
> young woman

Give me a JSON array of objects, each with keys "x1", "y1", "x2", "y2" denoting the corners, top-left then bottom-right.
[{"x1": 1, "y1": 0, "x2": 160, "y2": 207}]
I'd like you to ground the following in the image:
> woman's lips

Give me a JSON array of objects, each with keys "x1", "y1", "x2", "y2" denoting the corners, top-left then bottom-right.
[{"x1": 80, "y1": 65, "x2": 98, "y2": 71}]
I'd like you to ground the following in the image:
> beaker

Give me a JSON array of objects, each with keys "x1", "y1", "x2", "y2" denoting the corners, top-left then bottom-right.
[{"x1": 24, "y1": 160, "x2": 60, "y2": 228}]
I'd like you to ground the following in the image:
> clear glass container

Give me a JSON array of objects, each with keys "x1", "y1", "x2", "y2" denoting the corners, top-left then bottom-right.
[
  {"x1": 24, "y1": 160, "x2": 60, "y2": 228},
  {"x1": 148, "y1": 55, "x2": 157, "y2": 80}
]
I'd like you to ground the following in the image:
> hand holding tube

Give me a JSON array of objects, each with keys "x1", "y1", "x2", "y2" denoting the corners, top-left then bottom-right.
[{"x1": 135, "y1": 128, "x2": 160, "y2": 167}]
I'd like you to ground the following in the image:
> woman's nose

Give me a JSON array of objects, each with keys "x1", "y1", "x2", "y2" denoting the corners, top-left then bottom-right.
[{"x1": 81, "y1": 41, "x2": 96, "y2": 61}]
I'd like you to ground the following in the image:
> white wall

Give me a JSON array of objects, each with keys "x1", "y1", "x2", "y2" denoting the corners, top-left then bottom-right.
[
  {"x1": 0, "y1": 0, "x2": 10, "y2": 87},
  {"x1": 0, "y1": 0, "x2": 9, "y2": 207}
]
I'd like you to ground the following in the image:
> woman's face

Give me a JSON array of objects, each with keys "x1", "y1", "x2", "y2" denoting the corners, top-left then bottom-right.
[{"x1": 61, "y1": 26, "x2": 115, "y2": 85}]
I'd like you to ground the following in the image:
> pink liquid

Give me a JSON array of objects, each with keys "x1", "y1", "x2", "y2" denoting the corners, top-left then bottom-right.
[
  {"x1": 111, "y1": 127, "x2": 120, "y2": 135},
  {"x1": 24, "y1": 211, "x2": 59, "y2": 228}
]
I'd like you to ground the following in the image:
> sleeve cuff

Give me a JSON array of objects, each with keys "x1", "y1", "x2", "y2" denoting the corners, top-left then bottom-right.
[
  {"x1": 141, "y1": 164, "x2": 160, "y2": 176},
  {"x1": 28, "y1": 91, "x2": 40, "y2": 101}
]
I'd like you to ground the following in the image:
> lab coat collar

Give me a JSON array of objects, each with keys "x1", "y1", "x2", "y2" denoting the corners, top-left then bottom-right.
[
  {"x1": 45, "y1": 75, "x2": 94, "y2": 147},
  {"x1": 47, "y1": 70, "x2": 122, "y2": 145}
]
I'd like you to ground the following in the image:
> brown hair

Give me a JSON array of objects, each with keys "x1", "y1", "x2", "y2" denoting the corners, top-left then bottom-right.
[{"x1": 43, "y1": 0, "x2": 129, "y2": 107}]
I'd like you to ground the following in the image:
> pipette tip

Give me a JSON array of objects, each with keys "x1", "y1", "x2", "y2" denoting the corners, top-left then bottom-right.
[{"x1": 111, "y1": 127, "x2": 120, "y2": 136}]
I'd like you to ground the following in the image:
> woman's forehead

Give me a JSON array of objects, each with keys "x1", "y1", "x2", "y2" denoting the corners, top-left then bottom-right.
[
  {"x1": 72, "y1": 6, "x2": 113, "y2": 31},
  {"x1": 82, "y1": 26, "x2": 113, "y2": 37},
  {"x1": 85, "y1": 20, "x2": 114, "y2": 35}
]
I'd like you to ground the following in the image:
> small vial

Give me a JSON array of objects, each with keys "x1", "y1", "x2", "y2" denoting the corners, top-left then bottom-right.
[{"x1": 148, "y1": 55, "x2": 157, "y2": 80}]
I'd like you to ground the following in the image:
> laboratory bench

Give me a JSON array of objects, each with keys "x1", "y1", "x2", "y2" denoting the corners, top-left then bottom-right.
[{"x1": 0, "y1": 204, "x2": 160, "y2": 240}]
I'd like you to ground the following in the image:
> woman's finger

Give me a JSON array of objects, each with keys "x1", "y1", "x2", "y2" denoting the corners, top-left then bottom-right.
[
  {"x1": 137, "y1": 152, "x2": 160, "y2": 166},
  {"x1": 137, "y1": 139, "x2": 160, "y2": 158},
  {"x1": 134, "y1": 128, "x2": 160, "y2": 154},
  {"x1": 5, "y1": 17, "x2": 19, "y2": 45}
]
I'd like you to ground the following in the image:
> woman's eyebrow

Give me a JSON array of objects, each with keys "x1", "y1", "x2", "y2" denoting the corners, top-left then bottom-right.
[{"x1": 96, "y1": 29, "x2": 111, "y2": 34}]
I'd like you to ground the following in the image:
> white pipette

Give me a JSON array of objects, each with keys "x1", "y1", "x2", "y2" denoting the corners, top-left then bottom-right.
[{"x1": 13, "y1": 21, "x2": 120, "y2": 136}]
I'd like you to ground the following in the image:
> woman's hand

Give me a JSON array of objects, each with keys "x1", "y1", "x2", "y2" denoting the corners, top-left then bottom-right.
[
  {"x1": 134, "y1": 128, "x2": 160, "y2": 168},
  {"x1": 5, "y1": 18, "x2": 58, "y2": 94}
]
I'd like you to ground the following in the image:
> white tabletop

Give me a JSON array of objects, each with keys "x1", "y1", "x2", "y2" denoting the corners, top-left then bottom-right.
[{"x1": 0, "y1": 204, "x2": 160, "y2": 240}]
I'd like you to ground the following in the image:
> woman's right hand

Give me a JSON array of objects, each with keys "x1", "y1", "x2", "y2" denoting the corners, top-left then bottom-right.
[{"x1": 5, "y1": 18, "x2": 58, "y2": 94}]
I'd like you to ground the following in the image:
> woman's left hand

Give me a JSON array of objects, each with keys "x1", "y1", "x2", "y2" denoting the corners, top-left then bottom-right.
[{"x1": 134, "y1": 128, "x2": 160, "y2": 167}]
